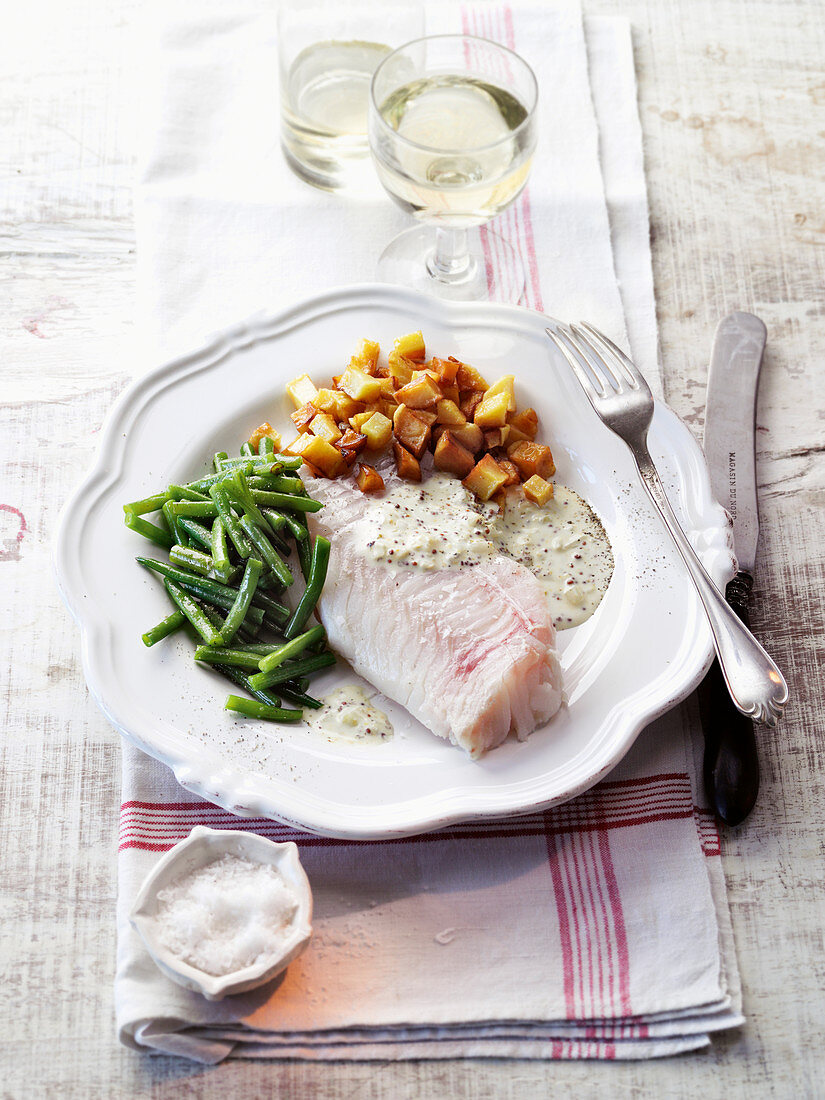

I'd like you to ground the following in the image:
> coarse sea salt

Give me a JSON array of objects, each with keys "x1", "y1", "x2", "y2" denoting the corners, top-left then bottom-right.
[{"x1": 152, "y1": 853, "x2": 299, "y2": 976}]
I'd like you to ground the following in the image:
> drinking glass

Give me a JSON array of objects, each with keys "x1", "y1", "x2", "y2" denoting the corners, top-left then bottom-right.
[
  {"x1": 279, "y1": 3, "x2": 423, "y2": 192},
  {"x1": 368, "y1": 35, "x2": 538, "y2": 301}
]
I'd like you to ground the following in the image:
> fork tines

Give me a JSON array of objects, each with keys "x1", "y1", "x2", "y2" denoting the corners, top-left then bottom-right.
[{"x1": 545, "y1": 319, "x2": 651, "y2": 399}]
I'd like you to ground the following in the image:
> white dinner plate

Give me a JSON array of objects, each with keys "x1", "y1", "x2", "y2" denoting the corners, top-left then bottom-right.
[{"x1": 54, "y1": 285, "x2": 734, "y2": 838}]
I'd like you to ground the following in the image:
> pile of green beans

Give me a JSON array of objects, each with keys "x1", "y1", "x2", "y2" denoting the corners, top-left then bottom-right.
[{"x1": 124, "y1": 439, "x2": 333, "y2": 722}]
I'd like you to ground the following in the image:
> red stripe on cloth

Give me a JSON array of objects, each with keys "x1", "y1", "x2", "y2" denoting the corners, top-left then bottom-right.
[
  {"x1": 546, "y1": 831, "x2": 577, "y2": 1016},
  {"x1": 693, "y1": 806, "x2": 721, "y2": 857},
  {"x1": 596, "y1": 828, "x2": 633, "y2": 1017}
]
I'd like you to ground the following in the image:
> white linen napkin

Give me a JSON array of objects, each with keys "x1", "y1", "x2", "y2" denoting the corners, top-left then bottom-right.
[{"x1": 117, "y1": 0, "x2": 743, "y2": 1061}]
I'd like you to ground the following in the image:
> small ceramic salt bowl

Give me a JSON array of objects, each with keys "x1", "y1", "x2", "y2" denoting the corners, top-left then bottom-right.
[{"x1": 129, "y1": 825, "x2": 313, "y2": 1001}]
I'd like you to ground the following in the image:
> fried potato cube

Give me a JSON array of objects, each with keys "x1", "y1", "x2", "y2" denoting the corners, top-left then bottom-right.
[
  {"x1": 440, "y1": 383, "x2": 461, "y2": 404},
  {"x1": 290, "y1": 402, "x2": 317, "y2": 433},
  {"x1": 411, "y1": 408, "x2": 437, "y2": 427},
  {"x1": 394, "y1": 372, "x2": 442, "y2": 409},
  {"x1": 428, "y1": 356, "x2": 460, "y2": 385},
  {"x1": 349, "y1": 410, "x2": 373, "y2": 432},
  {"x1": 497, "y1": 457, "x2": 521, "y2": 487},
  {"x1": 393, "y1": 439, "x2": 422, "y2": 481},
  {"x1": 314, "y1": 387, "x2": 360, "y2": 421},
  {"x1": 336, "y1": 428, "x2": 368, "y2": 465},
  {"x1": 309, "y1": 412, "x2": 342, "y2": 444},
  {"x1": 483, "y1": 425, "x2": 510, "y2": 450},
  {"x1": 473, "y1": 390, "x2": 511, "y2": 429},
  {"x1": 436, "y1": 398, "x2": 466, "y2": 427},
  {"x1": 387, "y1": 350, "x2": 415, "y2": 387},
  {"x1": 300, "y1": 434, "x2": 346, "y2": 478},
  {"x1": 339, "y1": 365, "x2": 385, "y2": 403},
  {"x1": 394, "y1": 331, "x2": 426, "y2": 361},
  {"x1": 456, "y1": 362, "x2": 489, "y2": 392},
  {"x1": 507, "y1": 440, "x2": 556, "y2": 480},
  {"x1": 286, "y1": 374, "x2": 318, "y2": 409},
  {"x1": 355, "y1": 463, "x2": 385, "y2": 493},
  {"x1": 508, "y1": 406, "x2": 539, "y2": 440},
  {"x1": 433, "y1": 431, "x2": 476, "y2": 478},
  {"x1": 523, "y1": 474, "x2": 554, "y2": 505},
  {"x1": 463, "y1": 453, "x2": 509, "y2": 501},
  {"x1": 484, "y1": 375, "x2": 516, "y2": 413},
  {"x1": 449, "y1": 421, "x2": 484, "y2": 453},
  {"x1": 361, "y1": 411, "x2": 393, "y2": 450},
  {"x1": 354, "y1": 338, "x2": 380, "y2": 373},
  {"x1": 282, "y1": 433, "x2": 316, "y2": 457},
  {"x1": 459, "y1": 391, "x2": 484, "y2": 420},
  {"x1": 393, "y1": 404, "x2": 431, "y2": 458},
  {"x1": 247, "y1": 422, "x2": 281, "y2": 451}
]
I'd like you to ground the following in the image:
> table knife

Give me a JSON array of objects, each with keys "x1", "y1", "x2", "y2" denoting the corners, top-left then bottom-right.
[{"x1": 698, "y1": 311, "x2": 767, "y2": 826}]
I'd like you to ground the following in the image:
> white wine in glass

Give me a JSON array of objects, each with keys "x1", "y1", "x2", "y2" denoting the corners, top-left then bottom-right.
[{"x1": 369, "y1": 36, "x2": 538, "y2": 301}]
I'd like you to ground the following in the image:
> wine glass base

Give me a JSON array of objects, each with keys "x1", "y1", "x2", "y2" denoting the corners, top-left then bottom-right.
[{"x1": 376, "y1": 225, "x2": 526, "y2": 304}]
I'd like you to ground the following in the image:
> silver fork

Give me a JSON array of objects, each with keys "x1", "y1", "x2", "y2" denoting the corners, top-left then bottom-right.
[{"x1": 546, "y1": 319, "x2": 788, "y2": 727}]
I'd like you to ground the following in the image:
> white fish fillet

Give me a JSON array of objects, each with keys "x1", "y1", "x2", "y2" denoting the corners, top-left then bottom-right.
[{"x1": 306, "y1": 468, "x2": 563, "y2": 758}]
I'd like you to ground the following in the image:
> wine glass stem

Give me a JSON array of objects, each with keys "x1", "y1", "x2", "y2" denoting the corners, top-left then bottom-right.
[{"x1": 426, "y1": 227, "x2": 474, "y2": 283}]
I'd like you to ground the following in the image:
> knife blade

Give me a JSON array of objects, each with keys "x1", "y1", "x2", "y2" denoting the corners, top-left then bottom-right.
[{"x1": 698, "y1": 311, "x2": 767, "y2": 826}]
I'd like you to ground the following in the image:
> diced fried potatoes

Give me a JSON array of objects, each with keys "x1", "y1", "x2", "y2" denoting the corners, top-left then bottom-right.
[
  {"x1": 282, "y1": 335, "x2": 554, "y2": 503},
  {"x1": 308, "y1": 412, "x2": 342, "y2": 444},
  {"x1": 286, "y1": 374, "x2": 318, "y2": 408},
  {"x1": 393, "y1": 440, "x2": 421, "y2": 481},
  {"x1": 300, "y1": 435, "x2": 346, "y2": 478},
  {"x1": 507, "y1": 440, "x2": 556, "y2": 480},
  {"x1": 508, "y1": 407, "x2": 538, "y2": 440},
  {"x1": 393, "y1": 404, "x2": 431, "y2": 459},
  {"x1": 394, "y1": 331, "x2": 426, "y2": 361},
  {"x1": 356, "y1": 463, "x2": 385, "y2": 493},
  {"x1": 336, "y1": 428, "x2": 368, "y2": 465},
  {"x1": 473, "y1": 390, "x2": 511, "y2": 429},
  {"x1": 436, "y1": 398, "x2": 466, "y2": 427},
  {"x1": 394, "y1": 372, "x2": 442, "y2": 408},
  {"x1": 339, "y1": 365, "x2": 385, "y2": 403},
  {"x1": 361, "y1": 411, "x2": 393, "y2": 450},
  {"x1": 463, "y1": 454, "x2": 509, "y2": 501},
  {"x1": 247, "y1": 422, "x2": 281, "y2": 451},
  {"x1": 434, "y1": 431, "x2": 476, "y2": 478},
  {"x1": 523, "y1": 474, "x2": 554, "y2": 505}
]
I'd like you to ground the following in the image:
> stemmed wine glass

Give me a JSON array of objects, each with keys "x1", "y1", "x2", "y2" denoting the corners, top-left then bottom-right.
[{"x1": 368, "y1": 35, "x2": 538, "y2": 302}]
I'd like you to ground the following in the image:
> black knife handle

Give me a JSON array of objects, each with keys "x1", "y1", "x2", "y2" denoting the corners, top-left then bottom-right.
[{"x1": 698, "y1": 572, "x2": 760, "y2": 827}]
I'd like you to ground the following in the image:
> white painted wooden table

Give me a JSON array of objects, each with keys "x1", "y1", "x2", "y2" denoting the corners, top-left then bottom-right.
[{"x1": 2, "y1": 0, "x2": 824, "y2": 1094}]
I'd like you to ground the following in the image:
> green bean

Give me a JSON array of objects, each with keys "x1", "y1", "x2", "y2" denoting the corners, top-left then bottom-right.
[
  {"x1": 284, "y1": 536, "x2": 330, "y2": 640},
  {"x1": 239, "y1": 515, "x2": 293, "y2": 588},
  {"x1": 124, "y1": 492, "x2": 170, "y2": 515},
  {"x1": 289, "y1": 675, "x2": 311, "y2": 692},
  {"x1": 194, "y1": 645, "x2": 263, "y2": 670},
  {"x1": 186, "y1": 472, "x2": 223, "y2": 493},
  {"x1": 136, "y1": 558, "x2": 265, "y2": 624},
  {"x1": 278, "y1": 683, "x2": 323, "y2": 710},
  {"x1": 258, "y1": 437, "x2": 275, "y2": 456},
  {"x1": 213, "y1": 451, "x2": 228, "y2": 472},
  {"x1": 217, "y1": 455, "x2": 281, "y2": 472},
  {"x1": 250, "y1": 589, "x2": 290, "y2": 624},
  {"x1": 163, "y1": 579, "x2": 222, "y2": 645},
  {"x1": 168, "y1": 483, "x2": 210, "y2": 502},
  {"x1": 213, "y1": 664, "x2": 283, "y2": 707},
  {"x1": 260, "y1": 509, "x2": 292, "y2": 551},
  {"x1": 141, "y1": 609, "x2": 187, "y2": 647},
  {"x1": 169, "y1": 545, "x2": 214, "y2": 576},
  {"x1": 177, "y1": 517, "x2": 213, "y2": 551},
  {"x1": 224, "y1": 695, "x2": 302, "y2": 723},
  {"x1": 248, "y1": 650, "x2": 335, "y2": 692},
  {"x1": 209, "y1": 484, "x2": 254, "y2": 558},
  {"x1": 223, "y1": 468, "x2": 268, "y2": 528},
  {"x1": 258, "y1": 624, "x2": 325, "y2": 673},
  {"x1": 168, "y1": 500, "x2": 219, "y2": 519},
  {"x1": 124, "y1": 511, "x2": 175, "y2": 549},
  {"x1": 210, "y1": 517, "x2": 232, "y2": 578},
  {"x1": 274, "y1": 455, "x2": 303, "y2": 470},
  {"x1": 250, "y1": 490, "x2": 322, "y2": 513},
  {"x1": 240, "y1": 441, "x2": 255, "y2": 458},
  {"x1": 249, "y1": 475, "x2": 305, "y2": 494},
  {"x1": 219, "y1": 557, "x2": 263, "y2": 644}
]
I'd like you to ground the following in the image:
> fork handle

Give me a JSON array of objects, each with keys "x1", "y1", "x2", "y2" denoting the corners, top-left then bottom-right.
[{"x1": 631, "y1": 441, "x2": 788, "y2": 726}]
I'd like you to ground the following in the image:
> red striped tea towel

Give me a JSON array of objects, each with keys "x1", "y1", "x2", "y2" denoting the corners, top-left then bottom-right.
[{"x1": 117, "y1": 0, "x2": 743, "y2": 1061}]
